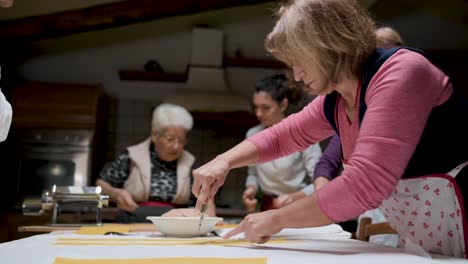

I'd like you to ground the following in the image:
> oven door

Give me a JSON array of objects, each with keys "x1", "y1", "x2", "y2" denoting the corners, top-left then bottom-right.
[{"x1": 17, "y1": 145, "x2": 90, "y2": 196}]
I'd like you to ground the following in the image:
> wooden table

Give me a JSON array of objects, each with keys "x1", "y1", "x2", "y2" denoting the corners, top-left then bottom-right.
[{"x1": 18, "y1": 223, "x2": 156, "y2": 233}]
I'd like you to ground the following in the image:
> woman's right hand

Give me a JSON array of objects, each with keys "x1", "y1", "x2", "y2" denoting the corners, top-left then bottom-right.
[
  {"x1": 193, "y1": 140, "x2": 260, "y2": 208},
  {"x1": 192, "y1": 156, "x2": 231, "y2": 207},
  {"x1": 113, "y1": 189, "x2": 139, "y2": 212},
  {"x1": 243, "y1": 186, "x2": 258, "y2": 212}
]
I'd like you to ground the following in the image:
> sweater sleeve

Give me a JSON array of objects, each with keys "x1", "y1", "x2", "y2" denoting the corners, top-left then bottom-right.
[
  {"x1": 316, "y1": 49, "x2": 453, "y2": 222},
  {"x1": 245, "y1": 126, "x2": 262, "y2": 188},
  {"x1": 301, "y1": 143, "x2": 323, "y2": 195},
  {"x1": 312, "y1": 135, "x2": 342, "y2": 181},
  {"x1": 245, "y1": 166, "x2": 259, "y2": 188}
]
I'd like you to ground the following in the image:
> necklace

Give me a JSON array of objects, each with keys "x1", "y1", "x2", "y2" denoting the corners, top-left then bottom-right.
[
  {"x1": 338, "y1": 79, "x2": 361, "y2": 125},
  {"x1": 344, "y1": 95, "x2": 357, "y2": 122},
  {"x1": 345, "y1": 102, "x2": 355, "y2": 114}
]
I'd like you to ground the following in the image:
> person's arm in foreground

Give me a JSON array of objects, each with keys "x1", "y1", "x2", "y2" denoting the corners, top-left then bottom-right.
[{"x1": 193, "y1": 95, "x2": 334, "y2": 208}]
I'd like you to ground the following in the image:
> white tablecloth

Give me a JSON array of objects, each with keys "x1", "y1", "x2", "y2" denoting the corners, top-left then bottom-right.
[{"x1": 0, "y1": 229, "x2": 466, "y2": 264}]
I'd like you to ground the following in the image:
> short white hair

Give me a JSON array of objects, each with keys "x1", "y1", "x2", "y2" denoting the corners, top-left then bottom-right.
[{"x1": 152, "y1": 103, "x2": 193, "y2": 132}]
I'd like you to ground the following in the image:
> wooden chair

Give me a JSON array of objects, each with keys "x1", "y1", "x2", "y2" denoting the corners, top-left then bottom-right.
[{"x1": 356, "y1": 217, "x2": 398, "y2": 242}]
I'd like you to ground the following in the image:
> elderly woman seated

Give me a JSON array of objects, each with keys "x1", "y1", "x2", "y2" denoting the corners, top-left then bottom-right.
[{"x1": 96, "y1": 103, "x2": 215, "y2": 222}]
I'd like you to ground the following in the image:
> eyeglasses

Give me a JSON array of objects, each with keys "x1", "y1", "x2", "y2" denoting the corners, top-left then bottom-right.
[{"x1": 159, "y1": 134, "x2": 187, "y2": 146}]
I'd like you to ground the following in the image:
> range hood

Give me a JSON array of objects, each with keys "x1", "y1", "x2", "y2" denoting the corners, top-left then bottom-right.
[{"x1": 164, "y1": 28, "x2": 250, "y2": 112}]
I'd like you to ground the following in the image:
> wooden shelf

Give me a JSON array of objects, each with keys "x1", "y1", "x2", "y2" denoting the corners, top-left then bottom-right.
[
  {"x1": 118, "y1": 57, "x2": 286, "y2": 82},
  {"x1": 223, "y1": 57, "x2": 286, "y2": 69}
]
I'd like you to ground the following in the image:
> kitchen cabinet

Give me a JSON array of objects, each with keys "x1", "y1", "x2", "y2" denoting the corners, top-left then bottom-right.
[{"x1": 11, "y1": 81, "x2": 107, "y2": 129}]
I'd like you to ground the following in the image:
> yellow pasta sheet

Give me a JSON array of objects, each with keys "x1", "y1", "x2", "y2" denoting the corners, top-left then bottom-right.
[
  {"x1": 75, "y1": 225, "x2": 131, "y2": 235},
  {"x1": 53, "y1": 237, "x2": 294, "y2": 246},
  {"x1": 54, "y1": 257, "x2": 267, "y2": 264}
]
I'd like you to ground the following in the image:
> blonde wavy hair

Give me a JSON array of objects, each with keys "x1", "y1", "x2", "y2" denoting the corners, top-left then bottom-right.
[{"x1": 265, "y1": 0, "x2": 376, "y2": 85}]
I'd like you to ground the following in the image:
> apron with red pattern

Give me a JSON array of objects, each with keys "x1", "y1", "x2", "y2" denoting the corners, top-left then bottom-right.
[{"x1": 379, "y1": 161, "x2": 468, "y2": 258}]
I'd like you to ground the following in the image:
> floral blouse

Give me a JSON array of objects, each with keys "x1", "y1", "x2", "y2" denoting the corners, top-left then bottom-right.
[{"x1": 99, "y1": 144, "x2": 194, "y2": 203}]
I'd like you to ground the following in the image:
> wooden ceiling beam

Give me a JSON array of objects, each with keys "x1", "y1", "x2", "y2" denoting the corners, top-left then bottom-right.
[{"x1": 0, "y1": 0, "x2": 275, "y2": 41}]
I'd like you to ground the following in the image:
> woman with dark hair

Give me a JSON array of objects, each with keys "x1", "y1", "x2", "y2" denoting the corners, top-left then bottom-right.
[
  {"x1": 192, "y1": 0, "x2": 468, "y2": 258},
  {"x1": 243, "y1": 74, "x2": 322, "y2": 212}
]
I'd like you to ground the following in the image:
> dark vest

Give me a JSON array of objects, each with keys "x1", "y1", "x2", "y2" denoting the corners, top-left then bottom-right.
[{"x1": 323, "y1": 47, "x2": 468, "y2": 178}]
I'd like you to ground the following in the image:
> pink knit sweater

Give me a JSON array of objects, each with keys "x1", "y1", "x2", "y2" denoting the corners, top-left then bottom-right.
[{"x1": 247, "y1": 49, "x2": 453, "y2": 222}]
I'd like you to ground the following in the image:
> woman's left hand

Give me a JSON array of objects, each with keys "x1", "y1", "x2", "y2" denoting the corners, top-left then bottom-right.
[
  {"x1": 273, "y1": 194, "x2": 294, "y2": 208},
  {"x1": 223, "y1": 210, "x2": 283, "y2": 243}
]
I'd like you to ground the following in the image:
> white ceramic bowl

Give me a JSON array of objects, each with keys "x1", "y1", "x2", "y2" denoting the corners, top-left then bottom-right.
[{"x1": 146, "y1": 216, "x2": 223, "y2": 237}]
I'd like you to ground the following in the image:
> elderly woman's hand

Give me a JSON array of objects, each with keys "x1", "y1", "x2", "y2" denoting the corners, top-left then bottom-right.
[
  {"x1": 192, "y1": 156, "x2": 231, "y2": 207},
  {"x1": 113, "y1": 189, "x2": 139, "y2": 212}
]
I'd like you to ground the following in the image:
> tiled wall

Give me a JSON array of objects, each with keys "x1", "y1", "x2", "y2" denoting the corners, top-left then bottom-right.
[
  {"x1": 108, "y1": 98, "x2": 154, "y2": 157},
  {"x1": 105, "y1": 97, "x2": 248, "y2": 209}
]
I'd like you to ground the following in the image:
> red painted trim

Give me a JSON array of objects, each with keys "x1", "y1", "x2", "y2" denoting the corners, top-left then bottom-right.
[{"x1": 138, "y1": 201, "x2": 176, "y2": 207}]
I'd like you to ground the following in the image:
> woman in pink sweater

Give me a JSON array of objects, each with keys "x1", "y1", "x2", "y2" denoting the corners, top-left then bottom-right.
[{"x1": 192, "y1": 0, "x2": 468, "y2": 257}]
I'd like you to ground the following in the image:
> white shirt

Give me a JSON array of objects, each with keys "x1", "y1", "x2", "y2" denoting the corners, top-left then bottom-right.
[
  {"x1": 245, "y1": 124, "x2": 322, "y2": 196},
  {"x1": 0, "y1": 66, "x2": 12, "y2": 142}
]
